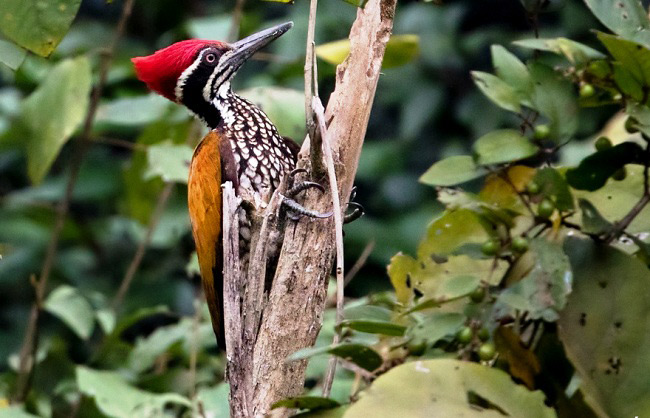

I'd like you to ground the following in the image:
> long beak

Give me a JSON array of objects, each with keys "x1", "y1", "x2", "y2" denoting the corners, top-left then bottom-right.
[{"x1": 226, "y1": 22, "x2": 293, "y2": 69}]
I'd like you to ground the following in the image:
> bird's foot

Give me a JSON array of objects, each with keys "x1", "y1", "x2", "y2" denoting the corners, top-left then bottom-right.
[
  {"x1": 343, "y1": 186, "x2": 364, "y2": 224},
  {"x1": 281, "y1": 168, "x2": 332, "y2": 220}
]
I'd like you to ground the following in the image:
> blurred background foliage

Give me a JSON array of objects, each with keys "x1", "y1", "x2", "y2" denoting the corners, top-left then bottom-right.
[{"x1": 0, "y1": 0, "x2": 645, "y2": 416}]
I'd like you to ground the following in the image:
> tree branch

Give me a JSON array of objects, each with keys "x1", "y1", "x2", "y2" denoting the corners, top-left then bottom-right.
[
  {"x1": 222, "y1": 0, "x2": 397, "y2": 415},
  {"x1": 13, "y1": 0, "x2": 136, "y2": 402}
]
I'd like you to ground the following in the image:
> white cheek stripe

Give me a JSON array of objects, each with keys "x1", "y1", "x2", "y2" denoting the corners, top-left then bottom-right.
[
  {"x1": 175, "y1": 50, "x2": 206, "y2": 102},
  {"x1": 203, "y1": 50, "x2": 236, "y2": 103}
]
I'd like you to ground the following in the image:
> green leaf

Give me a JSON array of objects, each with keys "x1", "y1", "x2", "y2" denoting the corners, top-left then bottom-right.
[
  {"x1": 0, "y1": 0, "x2": 82, "y2": 56},
  {"x1": 343, "y1": 305, "x2": 392, "y2": 322},
  {"x1": 76, "y1": 366, "x2": 190, "y2": 417},
  {"x1": 417, "y1": 209, "x2": 491, "y2": 259},
  {"x1": 597, "y1": 32, "x2": 650, "y2": 87},
  {"x1": 344, "y1": 359, "x2": 556, "y2": 418},
  {"x1": 0, "y1": 37, "x2": 26, "y2": 70},
  {"x1": 196, "y1": 384, "x2": 229, "y2": 418},
  {"x1": 272, "y1": 396, "x2": 340, "y2": 412},
  {"x1": 289, "y1": 343, "x2": 382, "y2": 372},
  {"x1": 491, "y1": 45, "x2": 532, "y2": 98},
  {"x1": 316, "y1": 35, "x2": 419, "y2": 69},
  {"x1": 239, "y1": 87, "x2": 305, "y2": 139},
  {"x1": 408, "y1": 312, "x2": 465, "y2": 345},
  {"x1": 339, "y1": 320, "x2": 406, "y2": 336},
  {"x1": 96, "y1": 308, "x2": 116, "y2": 334},
  {"x1": 497, "y1": 238, "x2": 572, "y2": 322},
  {"x1": 44, "y1": 285, "x2": 95, "y2": 340},
  {"x1": 533, "y1": 167, "x2": 575, "y2": 211},
  {"x1": 572, "y1": 165, "x2": 650, "y2": 234},
  {"x1": 96, "y1": 94, "x2": 171, "y2": 127},
  {"x1": 577, "y1": 198, "x2": 612, "y2": 235},
  {"x1": 513, "y1": 38, "x2": 605, "y2": 65},
  {"x1": 584, "y1": 0, "x2": 650, "y2": 49},
  {"x1": 565, "y1": 142, "x2": 644, "y2": 191},
  {"x1": 471, "y1": 71, "x2": 521, "y2": 113},
  {"x1": 0, "y1": 406, "x2": 39, "y2": 418},
  {"x1": 474, "y1": 129, "x2": 538, "y2": 165},
  {"x1": 22, "y1": 56, "x2": 91, "y2": 184},
  {"x1": 528, "y1": 63, "x2": 578, "y2": 142},
  {"x1": 560, "y1": 238, "x2": 650, "y2": 417},
  {"x1": 419, "y1": 155, "x2": 487, "y2": 186},
  {"x1": 128, "y1": 319, "x2": 191, "y2": 373},
  {"x1": 145, "y1": 142, "x2": 194, "y2": 183}
]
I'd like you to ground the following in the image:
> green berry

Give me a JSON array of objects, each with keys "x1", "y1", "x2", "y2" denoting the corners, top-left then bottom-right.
[
  {"x1": 477, "y1": 328, "x2": 490, "y2": 342},
  {"x1": 511, "y1": 236, "x2": 529, "y2": 254},
  {"x1": 481, "y1": 240, "x2": 499, "y2": 256},
  {"x1": 625, "y1": 117, "x2": 639, "y2": 133},
  {"x1": 612, "y1": 167, "x2": 627, "y2": 181},
  {"x1": 595, "y1": 136, "x2": 613, "y2": 151},
  {"x1": 478, "y1": 342, "x2": 496, "y2": 361},
  {"x1": 407, "y1": 340, "x2": 427, "y2": 356},
  {"x1": 579, "y1": 83, "x2": 595, "y2": 98},
  {"x1": 526, "y1": 181, "x2": 540, "y2": 195},
  {"x1": 469, "y1": 287, "x2": 486, "y2": 303},
  {"x1": 457, "y1": 327, "x2": 473, "y2": 344},
  {"x1": 537, "y1": 198, "x2": 555, "y2": 219},
  {"x1": 534, "y1": 124, "x2": 550, "y2": 140}
]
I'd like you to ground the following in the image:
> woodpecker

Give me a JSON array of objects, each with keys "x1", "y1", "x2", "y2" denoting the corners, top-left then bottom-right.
[{"x1": 132, "y1": 22, "x2": 326, "y2": 349}]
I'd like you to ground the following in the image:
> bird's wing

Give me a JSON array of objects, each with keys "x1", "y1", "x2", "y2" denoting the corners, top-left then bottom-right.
[{"x1": 187, "y1": 130, "x2": 238, "y2": 350}]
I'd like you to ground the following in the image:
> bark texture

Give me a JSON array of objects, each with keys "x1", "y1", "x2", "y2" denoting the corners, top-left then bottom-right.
[{"x1": 223, "y1": 0, "x2": 397, "y2": 415}]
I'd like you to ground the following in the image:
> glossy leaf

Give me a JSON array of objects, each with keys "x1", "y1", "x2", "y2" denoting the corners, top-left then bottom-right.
[
  {"x1": 408, "y1": 312, "x2": 465, "y2": 345},
  {"x1": 533, "y1": 167, "x2": 575, "y2": 211},
  {"x1": 417, "y1": 209, "x2": 491, "y2": 259},
  {"x1": 316, "y1": 35, "x2": 419, "y2": 69},
  {"x1": 577, "y1": 198, "x2": 612, "y2": 235},
  {"x1": 566, "y1": 142, "x2": 643, "y2": 191},
  {"x1": 339, "y1": 320, "x2": 406, "y2": 336},
  {"x1": 560, "y1": 238, "x2": 650, "y2": 417},
  {"x1": 272, "y1": 396, "x2": 340, "y2": 411},
  {"x1": 572, "y1": 165, "x2": 650, "y2": 234},
  {"x1": 584, "y1": 0, "x2": 650, "y2": 49},
  {"x1": 491, "y1": 45, "x2": 532, "y2": 98},
  {"x1": 473, "y1": 129, "x2": 537, "y2": 165},
  {"x1": 528, "y1": 63, "x2": 578, "y2": 142},
  {"x1": 0, "y1": 0, "x2": 82, "y2": 56},
  {"x1": 22, "y1": 56, "x2": 91, "y2": 184},
  {"x1": 419, "y1": 155, "x2": 487, "y2": 186},
  {"x1": 289, "y1": 343, "x2": 383, "y2": 372},
  {"x1": 471, "y1": 71, "x2": 521, "y2": 113},
  {"x1": 76, "y1": 366, "x2": 191, "y2": 417},
  {"x1": 597, "y1": 32, "x2": 650, "y2": 87},
  {"x1": 0, "y1": 37, "x2": 26, "y2": 70},
  {"x1": 44, "y1": 285, "x2": 95, "y2": 340},
  {"x1": 497, "y1": 238, "x2": 572, "y2": 322},
  {"x1": 513, "y1": 38, "x2": 605, "y2": 65},
  {"x1": 345, "y1": 359, "x2": 556, "y2": 418}
]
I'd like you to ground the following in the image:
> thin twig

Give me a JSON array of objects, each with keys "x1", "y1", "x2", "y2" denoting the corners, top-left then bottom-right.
[
  {"x1": 305, "y1": 0, "x2": 325, "y2": 178},
  {"x1": 227, "y1": 0, "x2": 246, "y2": 42},
  {"x1": 344, "y1": 241, "x2": 375, "y2": 287},
  {"x1": 604, "y1": 146, "x2": 650, "y2": 244},
  {"x1": 313, "y1": 97, "x2": 344, "y2": 398},
  {"x1": 112, "y1": 182, "x2": 174, "y2": 310},
  {"x1": 13, "y1": 0, "x2": 136, "y2": 402},
  {"x1": 95, "y1": 136, "x2": 147, "y2": 151}
]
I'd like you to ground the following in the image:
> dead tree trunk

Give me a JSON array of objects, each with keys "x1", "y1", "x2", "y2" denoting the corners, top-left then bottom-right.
[{"x1": 223, "y1": 0, "x2": 397, "y2": 415}]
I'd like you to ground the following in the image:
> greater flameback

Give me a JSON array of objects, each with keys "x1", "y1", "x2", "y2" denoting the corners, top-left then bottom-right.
[{"x1": 132, "y1": 22, "x2": 324, "y2": 349}]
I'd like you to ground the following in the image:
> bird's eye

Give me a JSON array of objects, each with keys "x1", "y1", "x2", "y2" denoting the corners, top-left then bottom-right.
[{"x1": 205, "y1": 53, "x2": 217, "y2": 64}]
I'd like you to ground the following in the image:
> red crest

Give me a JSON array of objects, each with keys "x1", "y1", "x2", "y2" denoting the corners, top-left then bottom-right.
[{"x1": 132, "y1": 40, "x2": 225, "y2": 102}]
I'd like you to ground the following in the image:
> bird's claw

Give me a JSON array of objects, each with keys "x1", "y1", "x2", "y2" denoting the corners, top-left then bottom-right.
[
  {"x1": 281, "y1": 196, "x2": 333, "y2": 220},
  {"x1": 286, "y1": 181, "x2": 325, "y2": 198},
  {"x1": 344, "y1": 201, "x2": 365, "y2": 224}
]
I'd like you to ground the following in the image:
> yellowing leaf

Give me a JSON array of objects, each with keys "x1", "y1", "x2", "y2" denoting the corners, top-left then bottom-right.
[{"x1": 316, "y1": 35, "x2": 419, "y2": 69}]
